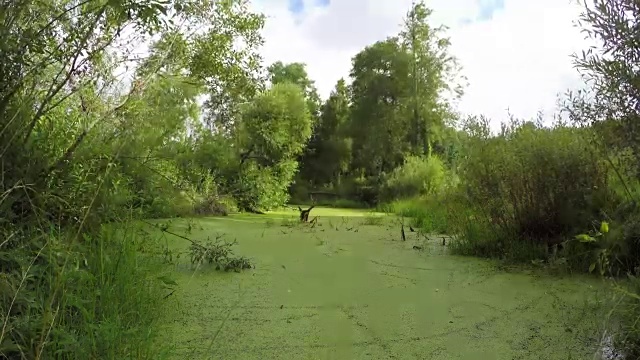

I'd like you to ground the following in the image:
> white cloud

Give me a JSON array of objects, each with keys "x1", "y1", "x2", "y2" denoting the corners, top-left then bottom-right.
[{"x1": 251, "y1": 0, "x2": 592, "y2": 130}]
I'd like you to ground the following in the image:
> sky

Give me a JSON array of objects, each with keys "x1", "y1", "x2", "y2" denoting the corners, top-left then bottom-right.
[{"x1": 249, "y1": 0, "x2": 592, "y2": 129}]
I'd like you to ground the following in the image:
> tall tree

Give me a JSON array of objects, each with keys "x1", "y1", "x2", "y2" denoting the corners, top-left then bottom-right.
[
  {"x1": 267, "y1": 61, "x2": 321, "y2": 117},
  {"x1": 300, "y1": 78, "x2": 352, "y2": 186},
  {"x1": 267, "y1": 61, "x2": 327, "y2": 193},
  {"x1": 192, "y1": 0, "x2": 266, "y2": 134},
  {"x1": 348, "y1": 38, "x2": 412, "y2": 176},
  {"x1": 399, "y1": 0, "x2": 464, "y2": 156},
  {"x1": 234, "y1": 82, "x2": 313, "y2": 209}
]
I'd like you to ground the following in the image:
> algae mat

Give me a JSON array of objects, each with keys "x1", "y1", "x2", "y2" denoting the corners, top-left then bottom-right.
[{"x1": 157, "y1": 208, "x2": 604, "y2": 359}]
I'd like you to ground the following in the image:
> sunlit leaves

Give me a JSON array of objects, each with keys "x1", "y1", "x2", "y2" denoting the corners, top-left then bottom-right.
[
  {"x1": 566, "y1": 0, "x2": 640, "y2": 169},
  {"x1": 230, "y1": 83, "x2": 313, "y2": 210},
  {"x1": 0, "y1": 0, "x2": 278, "y2": 357},
  {"x1": 241, "y1": 83, "x2": 312, "y2": 162},
  {"x1": 398, "y1": 0, "x2": 463, "y2": 155},
  {"x1": 576, "y1": 233, "x2": 597, "y2": 243},
  {"x1": 105, "y1": 0, "x2": 170, "y2": 34}
]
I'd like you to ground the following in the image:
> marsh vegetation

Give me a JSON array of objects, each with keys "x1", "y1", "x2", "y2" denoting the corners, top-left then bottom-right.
[{"x1": 1, "y1": 0, "x2": 640, "y2": 358}]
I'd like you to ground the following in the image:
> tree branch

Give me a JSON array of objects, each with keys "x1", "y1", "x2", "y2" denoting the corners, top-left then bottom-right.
[{"x1": 22, "y1": 5, "x2": 108, "y2": 144}]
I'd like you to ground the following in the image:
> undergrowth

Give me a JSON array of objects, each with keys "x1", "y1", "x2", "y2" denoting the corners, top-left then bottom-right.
[
  {"x1": 0, "y1": 221, "x2": 170, "y2": 359},
  {"x1": 188, "y1": 237, "x2": 253, "y2": 272},
  {"x1": 146, "y1": 220, "x2": 254, "y2": 273}
]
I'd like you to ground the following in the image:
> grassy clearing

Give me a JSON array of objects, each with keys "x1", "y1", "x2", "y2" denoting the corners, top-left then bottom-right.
[{"x1": 150, "y1": 208, "x2": 607, "y2": 359}]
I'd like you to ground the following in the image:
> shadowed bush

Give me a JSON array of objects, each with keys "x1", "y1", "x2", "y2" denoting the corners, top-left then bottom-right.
[{"x1": 451, "y1": 118, "x2": 615, "y2": 260}]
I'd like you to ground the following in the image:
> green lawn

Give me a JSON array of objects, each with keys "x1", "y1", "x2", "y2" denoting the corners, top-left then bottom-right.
[{"x1": 153, "y1": 207, "x2": 605, "y2": 359}]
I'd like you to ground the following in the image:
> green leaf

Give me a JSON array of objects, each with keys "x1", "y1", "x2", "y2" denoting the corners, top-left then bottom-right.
[
  {"x1": 600, "y1": 221, "x2": 609, "y2": 234},
  {"x1": 575, "y1": 233, "x2": 596, "y2": 243},
  {"x1": 157, "y1": 275, "x2": 178, "y2": 286},
  {"x1": 588, "y1": 262, "x2": 596, "y2": 273}
]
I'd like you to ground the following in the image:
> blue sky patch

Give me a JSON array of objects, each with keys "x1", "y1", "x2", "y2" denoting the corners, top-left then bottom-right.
[
  {"x1": 288, "y1": 0, "x2": 329, "y2": 15},
  {"x1": 288, "y1": 0, "x2": 304, "y2": 14},
  {"x1": 476, "y1": 0, "x2": 505, "y2": 21}
]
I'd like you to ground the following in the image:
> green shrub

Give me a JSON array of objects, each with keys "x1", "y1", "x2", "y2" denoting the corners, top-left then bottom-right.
[
  {"x1": 383, "y1": 155, "x2": 446, "y2": 200},
  {"x1": 192, "y1": 193, "x2": 239, "y2": 216},
  {"x1": 386, "y1": 197, "x2": 441, "y2": 232},
  {"x1": 384, "y1": 189, "x2": 469, "y2": 235},
  {"x1": 142, "y1": 191, "x2": 194, "y2": 219},
  {"x1": 596, "y1": 194, "x2": 640, "y2": 276},
  {"x1": 456, "y1": 118, "x2": 613, "y2": 259},
  {"x1": 235, "y1": 160, "x2": 300, "y2": 211}
]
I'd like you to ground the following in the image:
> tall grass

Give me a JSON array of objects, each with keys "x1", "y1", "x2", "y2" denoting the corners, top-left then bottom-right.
[
  {"x1": 378, "y1": 153, "x2": 460, "y2": 233},
  {"x1": 0, "y1": 220, "x2": 170, "y2": 359},
  {"x1": 383, "y1": 197, "x2": 452, "y2": 234}
]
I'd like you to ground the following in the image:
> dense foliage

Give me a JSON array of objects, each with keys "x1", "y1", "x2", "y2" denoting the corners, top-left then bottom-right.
[
  {"x1": 0, "y1": 0, "x2": 308, "y2": 357},
  {"x1": 4, "y1": 0, "x2": 640, "y2": 357}
]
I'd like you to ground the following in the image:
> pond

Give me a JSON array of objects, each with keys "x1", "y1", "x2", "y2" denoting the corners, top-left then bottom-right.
[{"x1": 154, "y1": 207, "x2": 608, "y2": 359}]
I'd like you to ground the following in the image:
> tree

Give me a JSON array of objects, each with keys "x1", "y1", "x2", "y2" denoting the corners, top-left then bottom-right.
[
  {"x1": 300, "y1": 78, "x2": 352, "y2": 186},
  {"x1": 348, "y1": 37, "x2": 413, "y2": 176},
  {"x1": 564, "y1": 0, "x2": 640, "y2": 172},
  {"x1": 318, "y1": 79, "x2": 350, "y2": 140},
  {"x1": 234, "y1": 82, "x2": 313, "y2": 209},
  {"x1": 0, "y1": 0, "x2": 278, "y2": 356},
  {"x1": 190, "y1": 0, "x2": 266, "y2": 134},
  {"x1": 268, "y1": 62, "x2": 313, "y2": 94},
  {"x1": 399, "y1": 0, "x2": 464, "y2": 156},
  {"x1": 267, "y1": 61, "x2": 321, "y2": 119},
  {"x1": 285, "y1": 2, "x2": 463, "y2": 204}
]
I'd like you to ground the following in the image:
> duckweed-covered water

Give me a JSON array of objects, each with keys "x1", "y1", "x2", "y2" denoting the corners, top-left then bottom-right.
[{"x1": 155, "y1": 208, "x2": 606, "y2": 359}]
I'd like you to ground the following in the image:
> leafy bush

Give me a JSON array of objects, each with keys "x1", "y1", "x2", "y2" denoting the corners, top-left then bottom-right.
[
  {"x1": 566, "y1": 0, "x2": 640, "y2": 355},
  {"x1": 235, "y1": 160, "x2": 300, "y2": 211},
  {"x1": 383, "y1": 155, "x2": 447, "y2": 200},
  {"x1": 455, "y1": 118, "x2": 613, "y2": 258},
  {"x1": 193, "y1": 195, "x2": 234, "y2": 216},
  {"x1": 587, "y1": 158, "x2": 640, "y2": 276},
  {"x1": 0, "y1": 0, "x2": 270, "y2": 357},
  {"x1": 141, "y1": 191, "x2": 195, "y2": 219},
  {"x1": 386, "y1": 197, "x2": 446, "y2": 233},
  {"x1": 233, "y1": 83, "x2": 313, "y2": 211}
]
